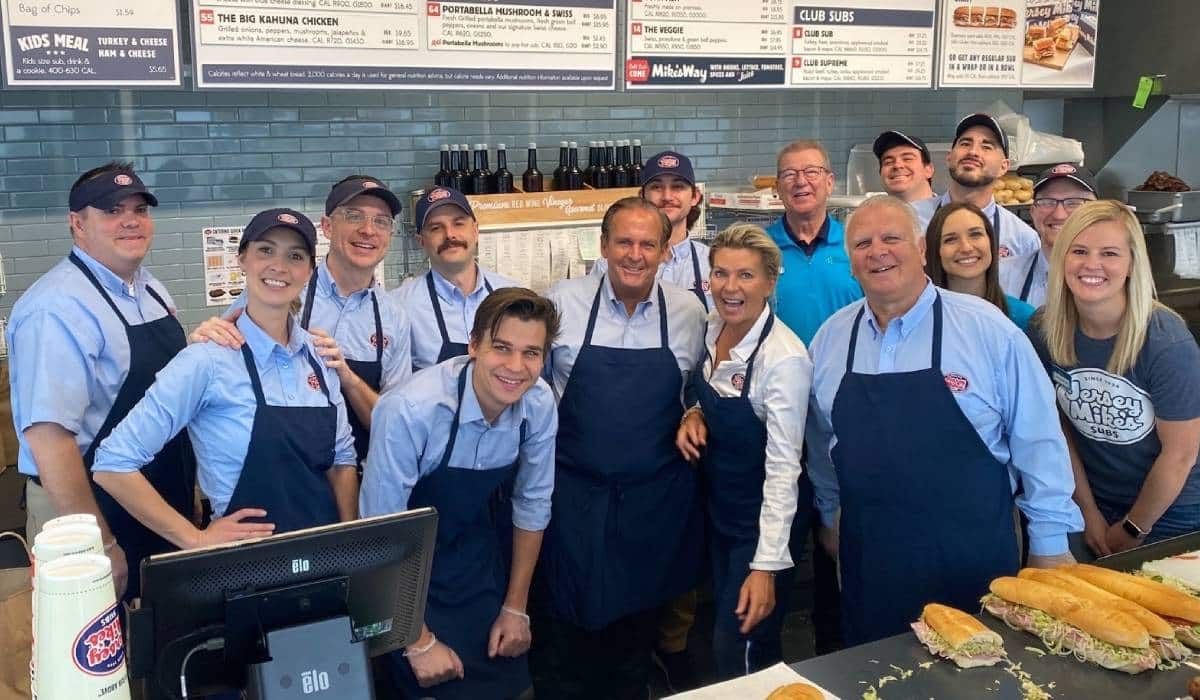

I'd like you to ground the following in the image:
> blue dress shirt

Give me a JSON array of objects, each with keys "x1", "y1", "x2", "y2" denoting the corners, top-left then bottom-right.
[
  {"x1": 91, "y1": 312, "x2": 357, "y2": 517},
  {"x1": 360, "y1": 355, "x2": 557, "y2": 531},
  {"x1": 8, "y1": 246, "x2": 179, "y2": 476},
  {"x1": 391, "y1": 265, "x2": 516, "y2": 371},
  {"x1": 807, "y1": 281, "x2": 1083, "y2": 555}
]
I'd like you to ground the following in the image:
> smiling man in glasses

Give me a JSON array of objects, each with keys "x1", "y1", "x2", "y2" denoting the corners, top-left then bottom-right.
[
  {"x1": 191, "y1": 175, "x2": 413, "y2": 469},
  {"x1": 1017, "y1": 163, "x2": 1098, "y2": 307}
]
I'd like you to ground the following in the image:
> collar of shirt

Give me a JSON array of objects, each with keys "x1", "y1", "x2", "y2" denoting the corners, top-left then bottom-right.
[
  {"x1": 704, "y1": 304, "x2": 771, "y2": 366},
  {"x1": 864, "y1": 279, "x2": 937, "y2": 340},
  {"x1": 449, "y1": 357, "x2": 523, "y2": 429},
  {"x1": 780, "y1": 215, "x2": 830, "y2": 256},
  {"x1": 72, "y1": 245, "x2": 148, "y2": 300},
  {"x1": 314, "y1": 261, "x2": 375, "y2": 308},
  {"x1": 601, "y1": 271, "x2": 660, "y2": 320},
  {"x1": 431, "y1": 264, "x2": 490, "y2": 304},
  {"x1": 666, "y1": 237, "x2": 694, "y2": 265},
  {"x1": 238, "y1": 311, "x2": 312, "y2": 371},
  {"x1": 936, "y1": 192, "x2": 999, "y2": 220}
]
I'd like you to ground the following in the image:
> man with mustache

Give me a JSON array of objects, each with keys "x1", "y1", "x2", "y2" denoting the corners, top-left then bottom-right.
[
  {"x1": 873, "y1": 130, "x2": 936, "y2": 205},
  {"x1": 393, "y1": 186, "x2": 515, "y2": 372},
  {"x1": 190, "y1": 175, "x2": 414, "y2": 470},
  {"x1": 532, "y1": 197, "x2": 706, "y2": 699},
  {"x1": 912, "y1": 113, "x2": 1041, "y2": 297}
]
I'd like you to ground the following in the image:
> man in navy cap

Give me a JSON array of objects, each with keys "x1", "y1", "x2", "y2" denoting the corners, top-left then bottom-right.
[
  {"x1": 7, "y1": 161, "x2": 194, "y2": 599},
  {"x1": 912, "y1": 113, "x2": 1041, "y2": 297},
  {"x1": 1018, "y1": 163, "x2": 1099, "y2": 307},
  {"x1": 873, "y1": 130, "x2": 936, "y2": 205},
  {"x1": 190, "y1": 175, "x2": 413, "y2": 469},
  {"x1": 393, "y1": 186, "x2": 516, "y2": 372},
  {"x1": 593, "y1": 150, "x2": 712, "y2": 312}
]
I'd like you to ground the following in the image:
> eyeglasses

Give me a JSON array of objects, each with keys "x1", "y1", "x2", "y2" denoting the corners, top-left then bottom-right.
[
  {"x1": 777, "y1": 167, "x2": 830, "y2": 183},
  {"x1": 1032, "y1": 197, "x2": 1090, "y2": 212},
  {"x1": 337, "y1": 208, "x2": 395, "y2": 231}
]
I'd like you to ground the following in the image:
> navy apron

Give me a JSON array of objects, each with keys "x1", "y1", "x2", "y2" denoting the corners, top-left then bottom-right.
[
  {"x1": 300, "y1": 280, "x2": 382, "y2": 465},
  {"x1": 389, "y1": 363, "x2": 529, "y2": 700},
  {"x1": 426, "y1": 270, "x2": 493, "y2": 364},
  {"x1": 542, "y1": 279, "x2": 704, "y2": 631},
  {"x1": 223, "y1": 343, "x2": 340, "y2": 533},
  {"x1": 68, "y1": 253, "x2": 195, "y2": 601},
  {"x1": 1019, "y1": 254, "x2": 1039, "y2": 303},
  {"x1": 686, "y1": 241, "x2": 709, "y2": 312},
  {"x1": 831, "y1": 294, "x2": 1019, "y2": 646},
  {"x1": 693, "y1": 314, "x2": 791, "y2": 678}
]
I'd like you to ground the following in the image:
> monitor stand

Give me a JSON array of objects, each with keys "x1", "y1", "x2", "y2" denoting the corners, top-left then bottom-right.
[{"x1": 245, "y1": 615, "x2": 373, "y2": 700}]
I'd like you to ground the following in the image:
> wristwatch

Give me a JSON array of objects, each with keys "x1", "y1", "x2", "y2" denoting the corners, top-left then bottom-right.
[{"x1": 1122, "y1": 516, "x2": 1148, "y2": 540}]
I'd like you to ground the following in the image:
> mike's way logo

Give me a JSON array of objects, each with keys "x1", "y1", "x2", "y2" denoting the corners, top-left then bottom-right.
[{"x1": 1054, "y1": 367, "x2": 1154, "y2": 445}]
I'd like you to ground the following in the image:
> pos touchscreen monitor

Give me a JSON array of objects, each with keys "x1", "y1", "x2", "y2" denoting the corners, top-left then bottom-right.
[{"x1": 129, "y1": 508, "x2": 437, "y2": 700}]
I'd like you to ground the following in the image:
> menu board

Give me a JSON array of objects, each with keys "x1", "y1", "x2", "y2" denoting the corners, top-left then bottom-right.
[
  {"x1": 192, "y1": 0, "x2": 616, "y2": 90},
  {"x1": 937, "y1": 0, "x2": 1099, "y2": 88},
  {"x1": 1, "y1": 0, "x2": 180, "y2": 87},
  {"x1": 624, "y1": 0, "x2": 936, "y2": 89}
]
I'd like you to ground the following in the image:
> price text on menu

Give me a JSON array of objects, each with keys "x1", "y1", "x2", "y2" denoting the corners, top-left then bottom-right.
[
  {"x1": 625, "y1": 0, "x2": 936, "y2": 89},
  {"x1": 192, "y1": 0, "x2": 616, "y2": 90},
  {"x1": 1, "y1": 0, "x2": 181, "y2": 86}
]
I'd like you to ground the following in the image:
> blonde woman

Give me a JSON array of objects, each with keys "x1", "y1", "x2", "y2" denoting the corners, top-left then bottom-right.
[
  {"x1": 1027, "y1": 200, "x2": 1200, "y2": 556},
  {"x1": 676, "y1": 224, "x2": 811, "y2": 679}
]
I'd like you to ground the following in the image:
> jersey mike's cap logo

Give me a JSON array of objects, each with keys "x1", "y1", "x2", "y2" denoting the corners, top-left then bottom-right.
[
  {"x1": 72, "y1": 605, "x2": 125, "y2": 676},
  {"x1": 361, "y1": 180, "x2": 379, "y2": 189},
  {"x1": 113, "y1": 174, "x2": 133, "y2": 186},
  {"x1": 428, "y1": 188, "x2": 452, "y2": 202},
  {"x1": 277, "y1": 212, "x2": 300, "y2": 225},
  {"x1": 658, "y1": 155, "x2": 679, "y2": 168},
  {"x1": 1051, "y1": 164, "x2": 1077, "y2": 175}
]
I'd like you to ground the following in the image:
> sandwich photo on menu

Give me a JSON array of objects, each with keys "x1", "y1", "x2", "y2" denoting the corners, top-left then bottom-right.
[
  {"x1": 911, "y1": 603, "x2": 1007, "y2": 667},
  {"x1": 982, "y1": 577, "x2": 1160, "y2": 673}
]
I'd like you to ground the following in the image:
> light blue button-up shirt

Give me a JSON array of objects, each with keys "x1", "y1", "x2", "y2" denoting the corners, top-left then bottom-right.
[
  {"x1": 807, "y1": 281, "x2": 1082, "y2": 555},
  {"x1": 592, "y1": 237, "x2": 713, "y2": 310},
  {"x1": 391, "y1": 265, "x2": 516, "y2": 372},
  {"x1": 91, "y1": 312, "x2": 357, "y2": 518},
  {"x1": 360, "y1": 355, "x2": 557, "y2": 531},
  {"x1": 914, "y1": 193, "x2": 1042, "y2": 298},
  {"x1": 8, "y1": 246, "x2": 179, "y2": 476},
  {"x1": 543, "y1": 274, "x2": 706, "y2": 398}
]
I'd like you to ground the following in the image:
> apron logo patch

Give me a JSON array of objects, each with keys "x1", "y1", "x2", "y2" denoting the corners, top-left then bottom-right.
[
  {"x1": 307, "y1": 373, "x2": 321, "y2": 390},
  {"x1": 944, "y1": 372, "x2": 969, "y2": 392},
  {"x1": 72, "y1": 605, "x2": 125, "y2": 676},
  {"x1": 731, "y1": 373, "x2": 746, "y2": 390},
  {"x1": 700, "y1": 280, "x2": 710, "y2": 291},
  {"x1": 369, "y1": 333, "x2": 389, "y2": 349},
  {"x1": 998, "y1": 245, "x2": 1011, "y2": 259}
]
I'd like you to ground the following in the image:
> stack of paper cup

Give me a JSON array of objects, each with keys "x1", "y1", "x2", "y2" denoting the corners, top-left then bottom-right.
[
  {"x1": 31, "y1": 521, "x2": 104, "y2": 699},
  {"x1": 35, "y1": 553, "x2": 130, "y2": 700}
]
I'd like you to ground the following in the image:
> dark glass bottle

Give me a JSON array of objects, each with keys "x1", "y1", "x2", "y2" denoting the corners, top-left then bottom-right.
[
  {"x1": 630, "y1": 139, "x2": 644, "y2": 185},
  {"x1": 613, "y1": 139, "x2": 632, "y2": 188},
  {"x1": 584, "y1": 141, "x2": 598, "y2": 187},
  {"x1": 593, "y1": 139, "x2": 612, "y2": 189},
  {"x1": 449, "y1": 144, "x2": 467, "y2": 192},
  {"x1": 563, "y1": 141, "x2": 584, "y2": 190},
  {"x1": 435, "y1": 144, "x2": 451, "y2": 187},
  {"x1": 522, "y1": 143, "x2": 543, "y2": 193},
  {"x1": 494, "y1": 143, "x2": 514, "y2": 194},
  {"x1": 470, "y1": 144, "x2": 492, "y2": 195},
  {"x1": 553, "y1": 141, "x2": 568, "y2": 191}
]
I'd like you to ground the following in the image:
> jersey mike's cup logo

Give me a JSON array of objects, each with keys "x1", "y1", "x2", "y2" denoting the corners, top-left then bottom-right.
[
  {"x1": 429, "y1": 188, "x2": 451, "y2": 203},
  {"x1": 277, "y1": 212, "x2": 300, "y2": 225},
  {"x1": 72, "y1": 605, "x2": 125, "y2": 676},
  {"x1": 657, "y1": 155, "x2": 679, "y2": 168},
  {"x1": 113, "y1": 174, "x2": 133, "y2": 186}
]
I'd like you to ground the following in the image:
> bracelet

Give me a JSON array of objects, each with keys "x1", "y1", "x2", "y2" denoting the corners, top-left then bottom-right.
[
  {"x1": 403, "y1": 633, "x2": 437, "y2": 658},
  {"x1": 501, "y1": 606, "x2": 531, "y2": 624},
  {"x1": 679, "y1": 406, "x2": 703, "y2": 427}
]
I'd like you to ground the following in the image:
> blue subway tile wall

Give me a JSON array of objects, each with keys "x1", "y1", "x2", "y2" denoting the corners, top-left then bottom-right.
[{"x1": 0, "y1": 88, "x2": 1021, "y2": 328}]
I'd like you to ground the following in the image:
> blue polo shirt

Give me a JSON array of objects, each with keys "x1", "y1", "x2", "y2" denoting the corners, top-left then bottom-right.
[{"x1": 764, "y1": 215, "x2": 863, "y2": 346}]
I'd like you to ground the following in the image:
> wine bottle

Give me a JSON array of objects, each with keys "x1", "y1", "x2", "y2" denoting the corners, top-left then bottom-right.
[
  {"x1": 564, "y1": 141, "x2": 584, "y2": 190},
  {"x1": 522, "y1": 143, "x2": 543, "y2": 193},
  {"x1": 435, "y1": 144, "x2": 451, "y2": 187},
  {"x1": 494, "y1": 143, "x2": 514, "y2": 194},
  {"x1": 553, "y1": 141, "x2": 568, "y2": 191}
]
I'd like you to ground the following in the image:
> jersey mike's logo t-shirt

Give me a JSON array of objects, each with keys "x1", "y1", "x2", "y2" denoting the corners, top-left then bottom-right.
[{"x1": 1053, "y1": 367, "x2": 1154, "y2": 446}]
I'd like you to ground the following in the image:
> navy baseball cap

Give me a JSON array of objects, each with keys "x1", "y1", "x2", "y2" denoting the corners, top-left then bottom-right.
[
  {"x1": 415, "y1": 186, "x2": 475, "y2": 231},
  {"x1": 954, "y1": 113, "x2": 1009, "y2": 157},
  {"x1": 1033, "y1": 163, "x2": 1098, "y2": 195},
  {"x1": 872, "y1": 130, "x2": 931, "y2": 163},
  {"x1": 240, "y1": 208, "x2": 317, "y2": 258},
  {"x1": 641, "y1": 150, "x2": 695, "y2": 187},
  {"x1": 69, "y1": 169, "x2": 158, "y2": 212},
  {"x1": 324, "y1": 175, "x2": 402, "y2": 217}
]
